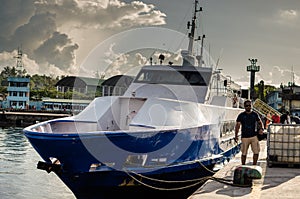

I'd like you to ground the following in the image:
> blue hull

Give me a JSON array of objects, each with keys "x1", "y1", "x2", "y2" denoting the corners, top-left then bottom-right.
[
  {"x1": 60, "y1": 163, "x2": 215, "y2": 199},
  {"x1": 24, "y1": 122, "x2": 240, "y2": 198}
]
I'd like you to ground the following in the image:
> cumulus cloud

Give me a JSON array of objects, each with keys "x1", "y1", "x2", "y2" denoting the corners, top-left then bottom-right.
[
  {"x1": 234, "y1": 65, "x2": 300, "y2": 89},
  {"x1": 34, "y1": 32, "x2": 79, "y2": 69},
  {"x1": 0, "y1": 0, "x2": 166, "y2": 75},
  {"x1": 103, "y1": 43, "x2": 130, "y2": 77},
  {"x1": 279, "y1": 9, "x2": 298, "y2": 20},
  {"x1": 0, "y1": 50, "x2": 38, "y2": 74},
  {"x1": 0, "y1": 0, "x2": 35, "y2": 37},
  {"x1": 95, "y1": 43, "x2": 183, "y2": 79},
  {"x1": 274, "y1": 9, "x2": 299, "y2": 25},
  {"x1": 269, "y1": 66, "x2": 299, "y2": 86},
  {"x1": 34, "y1": 0, "x2": 165, "y2": 29}
]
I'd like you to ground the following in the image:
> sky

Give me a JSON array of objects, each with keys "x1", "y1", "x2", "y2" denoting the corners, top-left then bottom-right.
[{"x1": 0, "y1": 0, "x2": 299, "y2": 88}]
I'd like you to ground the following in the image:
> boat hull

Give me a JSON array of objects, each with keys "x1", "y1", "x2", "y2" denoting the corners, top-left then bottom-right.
[
  {"x1": 59, "y1": 163, "x2": 216, "y2": 199},
  {"x1": 24, "y1": 122, "x2": 241, "y2": 199}
]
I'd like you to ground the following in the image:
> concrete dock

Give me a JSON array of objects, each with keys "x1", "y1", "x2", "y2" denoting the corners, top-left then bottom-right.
[
  {"x1": 189, "y1": 140, "x2": 300, "y2": 199},
  {"x1": 0, "y1": 111, "x2": 70, "y2": 127}
]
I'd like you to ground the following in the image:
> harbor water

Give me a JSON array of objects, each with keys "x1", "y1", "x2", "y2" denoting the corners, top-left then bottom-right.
[{"x1": 0, "y1": 128, "x2": 75, "y2": 199}]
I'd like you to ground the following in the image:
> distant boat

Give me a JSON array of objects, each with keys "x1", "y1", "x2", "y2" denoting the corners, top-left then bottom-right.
[{"x1": 24, "y1": 1, "x2": 243, "y2": 198}]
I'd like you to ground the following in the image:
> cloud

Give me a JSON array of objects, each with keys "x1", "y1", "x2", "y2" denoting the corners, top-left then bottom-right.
[
  {"x1": 269, "y1": 66, "x2": 299, "y2": 86},
  {"x1": 274, "y1": 9, "x2": 299, "y2": 25},
  {"x1": 34, "y1": 31, "x2": 79, "y2": 69},
  {"x1": 0, "y1": 50, "x2": 40, "y2": 73},
  {"x1": 0, "y1": 0, "x2": 35, "y2": 37},
  {"x1": 0, "y1": 0, "x2": 166, "y2": 75},
  {"x1": 234, "y1": 65, "x2": 299, "y2": 88},
  {"x1": 93, "y1": 42, "x2": 183, "y2": 79},
  {"x1": 279, "y1": 9, "x2": 298, "y2": 20},
  {"x1": 103, "y1": 43, "x2": 130, "y2": 77},
  {"x1": 35, "y1": 0, "x2": 166, "y2": 29}
]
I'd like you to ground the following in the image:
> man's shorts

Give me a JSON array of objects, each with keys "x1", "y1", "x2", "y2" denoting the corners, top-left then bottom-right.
[{"x1": 241, "y1": 136, "x2": 260, "y2": 155}]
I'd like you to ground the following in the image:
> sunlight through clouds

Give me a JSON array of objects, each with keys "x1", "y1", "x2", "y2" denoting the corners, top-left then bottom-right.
[
  {"x1": 0, "y1": 0, "x2": 166, "y2": 75},
  {"x1": 0, "y1": 0, "x2": 299, "y2": 86}
]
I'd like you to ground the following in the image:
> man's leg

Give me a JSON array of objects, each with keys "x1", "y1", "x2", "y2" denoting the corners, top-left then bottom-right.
[
  {"x1": 251, "y1": 136, "x2": 260, "y2": 165},
  {"x1": 241, "y1": 155, "x2": 247, "y2": 165},
  {"x1": 241, "y1": 138, "x2": 250, "y2": 165},
  {"x1": 253, "y1": 154, "x2": 259, "y2": 165}
]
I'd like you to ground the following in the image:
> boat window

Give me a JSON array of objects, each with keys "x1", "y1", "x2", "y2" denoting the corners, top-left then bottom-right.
[{"x1": 134, "y1": 70, "x2": 207, "y2": 86}]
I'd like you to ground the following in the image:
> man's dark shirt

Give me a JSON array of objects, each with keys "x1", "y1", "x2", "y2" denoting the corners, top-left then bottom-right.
[{"x1": 236, "y1": 111, "x2": 260, "y2": 138}]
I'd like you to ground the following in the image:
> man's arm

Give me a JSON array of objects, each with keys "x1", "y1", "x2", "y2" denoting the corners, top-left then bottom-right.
[
  {"x1": 235, "y1": 122, "x2": 241, "y2": 142},
  {"x1": 257, "y1": 116, "x2": 264, "y2": 134}
]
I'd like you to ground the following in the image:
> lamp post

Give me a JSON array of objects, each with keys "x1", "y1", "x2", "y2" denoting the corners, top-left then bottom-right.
[{"x1": 247, "y1": 58, "x2": 260, "y2": 100}]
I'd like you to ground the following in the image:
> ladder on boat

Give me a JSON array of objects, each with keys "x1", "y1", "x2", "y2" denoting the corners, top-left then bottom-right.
[{"x1": 252, "y1": 98, "x2": 282, "y2": 120}]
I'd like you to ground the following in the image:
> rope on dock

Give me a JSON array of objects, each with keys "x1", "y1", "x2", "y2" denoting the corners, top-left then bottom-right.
[
  {"x1": 123, "y1": 163, "x2": 252, "y2": 190},
  {"x1": 123, "y1": 158, "x2": 251, "y2": 191},
  {"x1": 210, "y1": 176, "x2": 252, "y2": 187},
  {"x1": 123, "y1": 169, "x2": 250, "y2": 191}
]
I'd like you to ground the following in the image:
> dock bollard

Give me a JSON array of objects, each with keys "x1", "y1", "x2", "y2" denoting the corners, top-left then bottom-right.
[{"x1": 233, "y1": 165, "x2": 262, "y2": 186}]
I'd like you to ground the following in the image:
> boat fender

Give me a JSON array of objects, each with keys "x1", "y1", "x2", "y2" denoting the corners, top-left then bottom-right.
[
  {"x1": 233, "y1": 165, "x2": 262, "y2": 186},
  {"x1": 37, "y1": 161, "x2": 62, "y2": 174}
]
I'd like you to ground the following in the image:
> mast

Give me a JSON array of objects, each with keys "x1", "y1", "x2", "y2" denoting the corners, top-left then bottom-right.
[
  {"x1": 187, "y1": 0, "x2": 200, "y2": 54},
  {"x1": 182, "y1": 0, "x2": 202, "y2": 66},
  {"x1": 14, "y1": 47, "x2": 24, "y2": 77},
  {"x1": 197, "y1": 34, "x2": 205, "y2": 67}
]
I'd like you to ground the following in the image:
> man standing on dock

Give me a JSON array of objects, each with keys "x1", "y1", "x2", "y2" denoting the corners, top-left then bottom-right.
[{"x1": 235, "y1": 99, "x2": 264, "y2": 165}]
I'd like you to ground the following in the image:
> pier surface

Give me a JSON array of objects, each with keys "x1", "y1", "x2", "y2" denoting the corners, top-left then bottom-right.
[{"x1": 189, "y1": 140, "x2": 300, "y2": 199}]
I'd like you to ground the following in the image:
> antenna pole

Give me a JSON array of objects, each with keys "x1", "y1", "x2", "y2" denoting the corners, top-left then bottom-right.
[
  {"x1": 14, "y1": 47, "x2": 24, "y2": 77},
  {"x1": 199, "y1": 34, "x2": 205, "y2": 66},
  {"x1": 182, "y1": 0, "x2": 202, "y2": 66},
  {"x1": 292, "y1": 66, "x2": 295, "y2": 85},
  {"x1": 187, "y1": 0, "x2": 202, "y2": 55}
]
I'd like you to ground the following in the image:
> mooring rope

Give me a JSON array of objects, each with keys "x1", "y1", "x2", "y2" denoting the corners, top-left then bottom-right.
[
  {"x1": 123, "y1": 169, "x2": 211, "y2": 191},
  {"x1": 123, "y1": 166, "x2": 252, "y2": 190},
  {"x1": 196, "y1": 160, "x2": 217, "y2": 174},
  {"x1": 123, "y1": 168, "x2": 210, "y2": 183}
]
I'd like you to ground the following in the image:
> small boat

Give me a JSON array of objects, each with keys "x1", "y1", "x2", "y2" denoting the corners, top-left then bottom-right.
[{"x1": 24, "y1": 1, "x2": 243, "y2": 198}]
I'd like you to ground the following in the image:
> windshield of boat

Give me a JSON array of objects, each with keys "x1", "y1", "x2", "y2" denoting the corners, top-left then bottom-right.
[{"x1": 134, "y1": 69, "x2": 207, "y2": 86}]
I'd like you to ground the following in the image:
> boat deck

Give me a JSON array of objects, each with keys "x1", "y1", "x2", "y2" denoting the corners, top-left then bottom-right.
[{"x1": 189, "y1": 140, "x2": 300, "y2": 199}]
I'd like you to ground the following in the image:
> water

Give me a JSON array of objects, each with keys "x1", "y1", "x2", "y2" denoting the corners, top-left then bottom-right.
[{"x1": 0, "y1": 128, "x2": 75, "y2": 199}]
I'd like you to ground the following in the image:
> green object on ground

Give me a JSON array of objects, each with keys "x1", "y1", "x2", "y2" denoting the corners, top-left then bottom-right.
[{"x1": 233, "y1": 165, "x2": 262, "y2": 186}]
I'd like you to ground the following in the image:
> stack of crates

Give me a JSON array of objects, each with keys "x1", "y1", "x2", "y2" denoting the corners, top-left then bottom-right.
[{"x1": 267, "y1": 124, "x2": 300, "y2": 167}]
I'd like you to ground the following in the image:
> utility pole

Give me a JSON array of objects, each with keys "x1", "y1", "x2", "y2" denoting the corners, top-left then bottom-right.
[{"x1": 247, "y1": 58, "x2": 260, "y2": 100}]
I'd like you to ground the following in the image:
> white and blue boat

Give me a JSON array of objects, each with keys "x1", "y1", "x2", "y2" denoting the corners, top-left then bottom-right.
[{"x1": 24, "y1": 1, "x2": 243, "y2": 198}]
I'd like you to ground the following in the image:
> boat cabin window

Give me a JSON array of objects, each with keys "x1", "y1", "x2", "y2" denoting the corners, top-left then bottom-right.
[{"x1": 134, "y1": 70, "x2": 207, "y2": 86}]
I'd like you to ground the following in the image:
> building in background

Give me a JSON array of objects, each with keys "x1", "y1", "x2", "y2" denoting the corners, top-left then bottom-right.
[
  {"x1": 4, "y1": 48, "x2": 30, "y2": 109},
  {"x1": 266, "y1": 89, "x2": 282, "y2": 111},
  {"x1": 101, "y1": 75, "x2": 134, "y2": 96},
  {"x1": 42, "y1": 98, "x2": 92, "y2": 114},
  {"x1": 6, "y1": 76, "x2": 30, "y2": 109},
  {"x1": 280, "y1": 84, "x2": 300, "y2": 116},
  {"x1": 55, "y1": 76, "x2": 103, "y2": 95}
]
